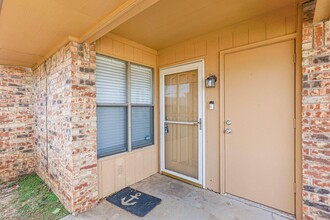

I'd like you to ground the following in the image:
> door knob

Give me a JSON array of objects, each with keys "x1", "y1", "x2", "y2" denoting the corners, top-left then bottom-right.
[
  {"x1": 226, "y1": 120, "x2": 232, "y2": 125},
  {"x1": 225, "y1": 129, "x2": 232, "y2": 134}
]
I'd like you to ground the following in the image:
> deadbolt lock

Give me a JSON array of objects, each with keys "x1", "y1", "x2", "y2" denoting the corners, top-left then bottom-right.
[
  {"x1": 225, "y1": 120, "x2": 232, "y2": 125},
  {"x1": 225, "y1": 129, "x2": 232, "y2": 134}
]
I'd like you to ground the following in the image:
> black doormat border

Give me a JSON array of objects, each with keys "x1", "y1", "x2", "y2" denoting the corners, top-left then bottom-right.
[{"x1": 106, "y1": 187, "x2": 162, "y2": 217}]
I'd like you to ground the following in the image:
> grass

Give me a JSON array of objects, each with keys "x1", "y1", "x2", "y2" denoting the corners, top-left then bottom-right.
[{"x1": 16, "y1": 174, "x2": 69, "y2": 220}]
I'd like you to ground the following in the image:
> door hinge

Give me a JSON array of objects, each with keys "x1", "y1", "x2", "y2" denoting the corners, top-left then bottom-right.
[
  {"x1": 293, "y1": 53, "x2": 296, "y2": 64},
  {"x1": 293, "y1": 182, "x2": 296, "y2": 193},
  {"x1": 293, "y1": 118, "x2": 296, "y2": 129}
]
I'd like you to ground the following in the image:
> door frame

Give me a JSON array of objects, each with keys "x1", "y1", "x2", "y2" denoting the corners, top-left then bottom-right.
[
  {"x1": 159, "y1": 59, "x2": 206, "y2": 188},
  {"x1": 219, "y1": 33, "x2": 302, "y2": 217}
]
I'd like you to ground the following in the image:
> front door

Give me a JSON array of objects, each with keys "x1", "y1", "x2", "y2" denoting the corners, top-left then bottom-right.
[
  {"x1": 224, "y1": 40, "x2": 295, "y2": 214},
  {"x1": 160, "y1": 61, "x2": 204, "y2": 186}
]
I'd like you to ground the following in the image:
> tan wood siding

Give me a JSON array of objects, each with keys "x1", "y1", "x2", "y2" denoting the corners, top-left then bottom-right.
[
  {"x1": 157, "y1": 5, "x2": 297, "y2": 192},
  {"x1": 158, "y1": 6, "x2": 296, "y2": 66},
  {"x1": 96, "y1": 33, "x2": 157, "y2": 67},
  {"x1": 98, "y1": 146, "x2": 158, "y2": 198},
  {"x1": 96, "y1": 33, "x2": 159, "y2": 198}
]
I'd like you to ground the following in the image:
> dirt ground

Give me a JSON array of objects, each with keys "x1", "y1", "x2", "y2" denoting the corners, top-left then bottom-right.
[
  {"x1": 0, "y1": 181, "x2": 20, "y2": 220},
  {"x1": 0, "y1": 174, "x2": 69, "y2": 220}
]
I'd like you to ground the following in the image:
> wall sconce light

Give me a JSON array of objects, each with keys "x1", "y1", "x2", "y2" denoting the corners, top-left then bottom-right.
[{"x1": 205, "y1": 75, "x2": 217, "y2": 88}]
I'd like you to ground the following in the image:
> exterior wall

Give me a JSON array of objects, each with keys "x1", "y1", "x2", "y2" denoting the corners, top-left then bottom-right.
[
  {"x1": 98, "y1": 146, "x2": 158, "y2": 198},
  {"x1": 71, "y1": 43, "x2": 98, "y2": 213},
  {"x1": 96, "y1": 33, "x2": 159, "y2": 198},
  {"x1": 158, "y1": 5, "x2": 297, "y2": 192},
  {"x1": 33, "y1": 42, "x2": 98, "y2": 213},
  {"x1": 0, "y1": 66, "x2": 35, "y2": 183},
  {"x1": 0, "y1": 33, "x2": 157, "y2": 209},
  {"x1": 302, "y1": 1, "x2": 330, "y2": 219}
]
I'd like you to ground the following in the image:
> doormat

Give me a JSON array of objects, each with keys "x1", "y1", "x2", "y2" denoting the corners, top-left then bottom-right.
[{"x1": 106, "y1": 187, "x2": 161, "y2": 217}]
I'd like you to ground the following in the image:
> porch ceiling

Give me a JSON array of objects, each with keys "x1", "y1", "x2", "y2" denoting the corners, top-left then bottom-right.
[
  {"x1": 0, "y1": 0, "x2": 159, "y2": 68},
  {"x1": 112, "y1": 0, "x2": 297, "y2": 50}
]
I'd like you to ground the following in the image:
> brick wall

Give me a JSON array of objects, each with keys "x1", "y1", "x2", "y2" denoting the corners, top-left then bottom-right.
[
  {"x1": 302, "y1": 1, "x2": 330, "y2": 219},
  {"x1": 70, "y1": 42, "x2": 98, "y2": 213},
  {"x1": 0, "y1": 66, "x2": 35, "y2": 183},
  {"x1": 33, "y1": 42, "x2": 98, "y2": 213}
]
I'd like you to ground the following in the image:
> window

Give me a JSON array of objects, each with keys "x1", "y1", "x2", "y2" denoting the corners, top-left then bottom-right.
[
  {"x1": 96, "y1": 54, "x2": 154, "y2": 158},
  {"x1": 130, "y1": 64, "x2": 154, "y2": 149}
]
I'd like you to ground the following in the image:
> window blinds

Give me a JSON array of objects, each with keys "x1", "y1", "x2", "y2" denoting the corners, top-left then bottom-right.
[
  {"x1": 96, "y1": 55, "x2": 128, "y2": 157},
  {"x1": 96, "y1": 55, "x2": 127, "y2": 104},
  {"x1": 96, "y1": 107, "x2": 128, "y2": 156},
  {"x1": 131, "y1": 64, "x2": 154, "y2": 149},
  {"x1": 131, "y1": 107, "x2": 153, "y2": 148},
  {"x1": 130, "y1": 64, "x2": 153, "y2": 104}
]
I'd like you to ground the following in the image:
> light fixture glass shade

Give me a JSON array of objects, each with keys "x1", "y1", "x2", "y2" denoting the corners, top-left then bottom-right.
[{"x1": 205, "y1": 75, "x2": 217, "y2": 88}]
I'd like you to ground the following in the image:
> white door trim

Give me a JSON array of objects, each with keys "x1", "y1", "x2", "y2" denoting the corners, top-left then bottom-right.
[{"x1": 160, "y1": 59, "x2": 205, "y2": 188}]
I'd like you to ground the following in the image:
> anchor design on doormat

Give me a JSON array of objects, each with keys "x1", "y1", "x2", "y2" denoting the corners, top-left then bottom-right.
[{"x1": 121, "y1": 192, "x2": 141, "y2": 206}]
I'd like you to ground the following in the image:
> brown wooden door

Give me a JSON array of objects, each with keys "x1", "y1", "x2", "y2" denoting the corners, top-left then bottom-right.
[{"x1": 224, "y1": 40, "x2": 295, "y2": 214}]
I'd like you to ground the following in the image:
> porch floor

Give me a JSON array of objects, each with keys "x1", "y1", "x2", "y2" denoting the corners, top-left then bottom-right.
[{"x1": 63, "y1": 174, "x2": 291, "y2": 220}]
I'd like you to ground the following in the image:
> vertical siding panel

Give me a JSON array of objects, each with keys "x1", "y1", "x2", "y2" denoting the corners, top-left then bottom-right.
[
  {"x1": 142, "y1": 51, "x2": 149, "y2": 64},
  {"x1": 219, "y1": 32, "x2": 233, "y2": 50},
  {"x1": 98, "y1": 147, "x2": 158, "y2": 197},
  {"x1": 184, "y1": 42, "x2": 195, "y2": 59},
  {"x1": 113, "y1": 40, "x2": 124, "y2": 57},
  {"x1": 249, "y1": 23, "x2": 266, "y2": 43},
  {"x1": 233, "y1": 27, "x2": 249, "y2": 47},
  {"x1": 286, "y1": 15, "x2": 297, "y2": 34},
  {"x1": 114, "y1": 157, "x2": 126, "y2": 191},
  {"x1": 100, "y1": 37, "x2": 113, "y2": 55},
  {"x1": 167, "y1": 49, "x2": 176, "y2": 64},
  {"x1": 142, "y1": 51, "x2": 152, "y2": 66},
  {"x1": 133, "y1": 48, "x2": 143, "y2": 63},
  {"x1": 135, "y1": 151, "x2": 144, "y2": 182},
  {"x1": 151, "y1": 147, "x2": 158, "y2": 174},
  {"x1": 204, "y1": 35, "x2": 220, "y2": 192},
  {"x1": 96, "y1": 40, "x2": 102, "y2": 52},
  {"x1": 98, "y1": 161, "x2": 103, "y2": 197},
  {"x1": 143, "y1": 148, "x2": 153, "y2": 177},
  {"x1": 124, "y1": 44, "x2": 134, "y2": 61},
  {"x1": 125, "y1": 154, "x2": 136, "y2": 186},
  {"x1": 266, "y1": 18, "x2": 286, "y2": 39},
  {"x1": 175, "y1": 47, "x2": 185, "y2": 63},
  {"x1": 159, "y1": 53, "x2": 167, "y2": 66},
  {"x1": 195, "y1": 40, "x2": 207, "y2": 57},
  {"x1": 151, "y1": 54, "x2": 157, "y2": 67},
  {"x1": 100, "y1": 159, "x2": 115, "y2": 197}
]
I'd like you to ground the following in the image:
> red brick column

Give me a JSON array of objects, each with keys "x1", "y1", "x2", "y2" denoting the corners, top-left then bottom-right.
[
  {"x1": 33, "y1": 42, "x2": 98, "y2": 213},
  {"x1": 302, "y1": 1, "x2": 330, "y2": 219},
  {"x1": 70, "y1": 42, "x2": 98, "y2": 213}
]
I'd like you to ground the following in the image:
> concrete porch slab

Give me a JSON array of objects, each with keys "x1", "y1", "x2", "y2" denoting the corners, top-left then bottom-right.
[{"x1": 63, "y1": 174, "x2": 292, "y2": 220}]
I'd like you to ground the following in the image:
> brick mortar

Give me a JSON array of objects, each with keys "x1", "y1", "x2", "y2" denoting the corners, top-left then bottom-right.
[
  {"x1": 302, "y1": 1, "x2": 330, "y2": 219},
  {"x1": 0, "y1": 65, "x2": 35, "y2": 183},
  {"x1": 32, "y1": 42, "x2": 98, "y2": 213}
]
